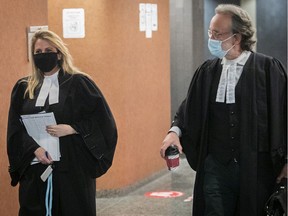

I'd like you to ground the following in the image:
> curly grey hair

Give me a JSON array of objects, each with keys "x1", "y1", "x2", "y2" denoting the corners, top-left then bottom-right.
[{"x1": 215, "y1": 4, "x2": 256, "y2": 51}]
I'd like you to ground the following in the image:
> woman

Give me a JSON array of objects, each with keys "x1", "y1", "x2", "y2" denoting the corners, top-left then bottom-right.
[{"x1": 7, "y1": 30, "x2": 117, "y2": 216}]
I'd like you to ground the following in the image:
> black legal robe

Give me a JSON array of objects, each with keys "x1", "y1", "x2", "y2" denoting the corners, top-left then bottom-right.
[
  {"x1": 172, "y1": 52, "x2": 287, "y2": 216},
  {"x1": 7, "y1": 70, "x2": 117, "y2": 216}
]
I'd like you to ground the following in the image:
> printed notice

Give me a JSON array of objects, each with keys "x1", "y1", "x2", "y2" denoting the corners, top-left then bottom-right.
[
  {"x1": 139, "y1": 3, "x2": 158, "y2": 38},
  {"x1": 63, "y1": 8, "x2": 85, "y2": 38}
]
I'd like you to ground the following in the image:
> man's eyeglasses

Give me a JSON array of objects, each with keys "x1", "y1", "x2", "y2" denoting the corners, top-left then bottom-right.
[{"x1": 208, "y1": 30, "x2": 232, "y2": 40}]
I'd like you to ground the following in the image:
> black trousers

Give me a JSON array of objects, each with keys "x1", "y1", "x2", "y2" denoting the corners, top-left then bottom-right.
[
  {"x1": 203, "y1": 154, "x2": 240, "y2": 216},
  {"x1": 18, "y1": 163, "x2": 96, "y2": 216}
]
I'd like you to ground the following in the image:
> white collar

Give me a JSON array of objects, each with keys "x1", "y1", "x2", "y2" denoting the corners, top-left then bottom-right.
[
  {"x1": 35, "y1": 70, "x2": 60, "y2": 107},
  {"x1": 216, "y1": 51, "x2": 251, "y2": 104},
  {"x1": 221, "y1": 50, "x2": 251, "y2": 66}
]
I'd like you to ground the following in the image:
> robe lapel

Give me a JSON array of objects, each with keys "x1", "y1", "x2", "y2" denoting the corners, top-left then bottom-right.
[{"x1": 51, "y1": 70, "x2": 73, "y2": 122}]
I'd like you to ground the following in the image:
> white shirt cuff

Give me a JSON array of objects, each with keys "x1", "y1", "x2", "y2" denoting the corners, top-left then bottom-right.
[{"x1": 169, "y1": 126, "x2": 182, "y2": 137}]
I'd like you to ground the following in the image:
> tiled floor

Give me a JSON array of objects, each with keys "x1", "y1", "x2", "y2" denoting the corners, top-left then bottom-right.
[{"x1": 96, "y1": 158, "x2": 196, "y2": 216}]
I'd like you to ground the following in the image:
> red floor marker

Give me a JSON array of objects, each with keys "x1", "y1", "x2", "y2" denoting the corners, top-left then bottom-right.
[{"x1": 145, "y1": 191, "x2": 184, "y2": 198}]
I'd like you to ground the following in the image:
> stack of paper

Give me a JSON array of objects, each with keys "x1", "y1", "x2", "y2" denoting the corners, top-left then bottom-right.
[{"x1": 21, "y1": 112, "x2": 61, "y2": 163}]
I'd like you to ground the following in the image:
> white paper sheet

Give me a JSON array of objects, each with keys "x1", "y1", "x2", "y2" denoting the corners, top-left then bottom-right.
[
  {"x1": 139, "y1": 12, "x2": 146, "y2": 32},
  {"x1": 21, "y1": 112, "x2": 61, "y2": 162},
  {"x1": 151, "y1": 4, "x2": 158, "y2": 31},
  {"x1": 63, "y1": 8, "x2": 85, "y2": 38},
  {"x1": 139, "y1": 3, "x2": 158, "y2": 38},
  {"x1": 145, "y1": 12, "x2": 152, "y2": 38}
]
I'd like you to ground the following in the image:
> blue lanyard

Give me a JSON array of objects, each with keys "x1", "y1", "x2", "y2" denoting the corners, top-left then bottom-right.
[{"x1": 45, "y1": 173, "x2": 53, "y2": 216}]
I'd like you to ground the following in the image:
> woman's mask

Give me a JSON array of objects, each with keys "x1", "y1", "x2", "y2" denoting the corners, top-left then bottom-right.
[{"x1": 33, "y1": 52, "x2": 59, "y2": 72}]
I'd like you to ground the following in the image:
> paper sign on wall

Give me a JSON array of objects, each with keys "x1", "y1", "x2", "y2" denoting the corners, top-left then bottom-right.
[
  {"x1": 63, "y1": 8, "x2": 85, "y2": 38},
  {"x1": 139, "y1": 3, "x2": 158, "y2": 38}
]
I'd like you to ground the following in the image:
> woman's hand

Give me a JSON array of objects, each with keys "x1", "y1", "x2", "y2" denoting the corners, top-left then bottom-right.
[
  {"x1": 46, "y1": 124, "x2": 77, "y2": 137},
  {"x1": 160, "y1": 132, "x2": 183, "y2": 158},
  {"x1": 34, "y1": 147, "x2": 53, "y2": 164}
]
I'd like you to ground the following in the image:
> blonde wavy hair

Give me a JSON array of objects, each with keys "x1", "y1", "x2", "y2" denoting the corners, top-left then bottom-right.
[{"x1": 25, "y1": 30, "x2": 86, "y2": 99}]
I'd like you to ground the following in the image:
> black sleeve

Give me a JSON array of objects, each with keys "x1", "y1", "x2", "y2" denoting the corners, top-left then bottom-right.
[
  {"x1": 170, "y1": 59, "x2": 216, "y2": 170},
  {"x1": 71, "y1": 75, "x2": 118, "y2": 178},
  {"x1": 266, "y1": 58, "x2": 287, "y2": 172},
  {"x1": 171, "y1": 60, "x2": 212, "y2": 134},
  {"x1": 7, "y1": 80, "x2": 40, "y2": 186}
]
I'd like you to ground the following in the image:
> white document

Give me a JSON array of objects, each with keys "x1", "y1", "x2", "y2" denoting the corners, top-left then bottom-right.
[
  {"x1": 139, "y1": 3, "x2": 158, "y2": 38},
  {"x1": 63, "y1": 8, "x2": 85, "y2": 38},
  {"x1": 139, "y1": 3, "x2": 146, "y2": 12},
  {"x1": 145, "y1": 3, "x2": 152, "y2": 13},
  {"x1": 139, "y1": 12, "x2": 146, "y2": 31},
  {"x1": 151, "y1": 4, "x2": 158, "y2": 31},
  {"x1": 145, "y1": 12, "x2": 152, "y2": 38},
  {"x1": 21, "y1": 112, "x2": 61, "y2": 162}
]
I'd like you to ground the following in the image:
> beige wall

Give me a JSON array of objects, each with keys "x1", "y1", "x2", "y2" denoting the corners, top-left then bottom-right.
[
  {"x1": 47, "y1": 0, "x2": 170, "y2": 189},
  {"x1": 0, "y1": 1, "x2": 170, "y2": 214},
  {"x1": 0, "y1": 1, "x2": 48, "y2": 215}
]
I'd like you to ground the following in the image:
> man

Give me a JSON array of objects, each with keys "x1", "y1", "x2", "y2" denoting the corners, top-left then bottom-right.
[{"x1": 161, "y1": 4, "x2": 287, "y2": 216}]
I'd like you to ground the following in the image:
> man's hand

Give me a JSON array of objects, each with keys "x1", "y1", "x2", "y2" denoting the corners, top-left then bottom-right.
[{"x1": 160, "y1": 132, "x2": 183, "y2": 158}]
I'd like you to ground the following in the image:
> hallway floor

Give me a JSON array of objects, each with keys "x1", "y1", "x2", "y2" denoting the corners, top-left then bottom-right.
[{"x1": 96, "y1": 158, "x2": 196, "y2": 216}]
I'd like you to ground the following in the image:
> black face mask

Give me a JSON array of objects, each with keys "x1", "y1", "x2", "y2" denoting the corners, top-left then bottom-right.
[{"x1": 33, "y1": 52, "x2": 59, "y2": 72}]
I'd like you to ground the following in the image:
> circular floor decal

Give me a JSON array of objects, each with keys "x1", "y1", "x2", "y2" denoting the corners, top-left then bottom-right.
[{"x1": 145, "y1": 191, "x2": 184, "y2": 198}]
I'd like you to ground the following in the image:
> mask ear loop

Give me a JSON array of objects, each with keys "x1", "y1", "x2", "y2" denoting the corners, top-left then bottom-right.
[
  {"x1": 225, "y1": 44, "x2": 236, "y2": 53},
  {"x1": 222, "y1": 34, "x2": 236, "y2": 53},
  {"x1": 222, "y1": 34, "x2": 236, "y2": 43}
]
